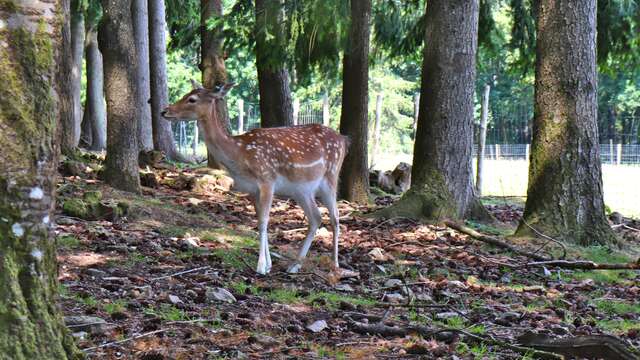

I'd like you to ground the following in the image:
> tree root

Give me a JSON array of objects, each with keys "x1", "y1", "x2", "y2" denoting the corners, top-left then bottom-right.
[{"x1": 517, "y1": 331, "x2": 640, "y2": 360}]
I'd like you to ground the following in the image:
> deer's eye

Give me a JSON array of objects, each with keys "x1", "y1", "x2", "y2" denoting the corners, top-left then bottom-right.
[{"x1": 188, "y1": 97, "x2": 197, "y2": 103}]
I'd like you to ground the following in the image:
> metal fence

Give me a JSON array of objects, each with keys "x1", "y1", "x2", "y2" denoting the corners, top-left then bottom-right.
[{"x1": 475, "y1": 143, "x2": 640, "y2": 165}]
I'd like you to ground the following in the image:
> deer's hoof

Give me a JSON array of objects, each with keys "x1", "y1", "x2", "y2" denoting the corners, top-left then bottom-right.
[
  {"x1": 256, "y1": 262, "x2": 270, "y2": 275},
  {"x1": 287, "y1": 263, "x2": 302, "y2": 274}
]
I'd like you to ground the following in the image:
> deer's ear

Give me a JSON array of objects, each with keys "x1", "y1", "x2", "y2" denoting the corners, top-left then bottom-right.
[
  {"x1": 191, "y1": 79, "x2": 203, "y2": 90},
  {"x1": 216, "y1": 82, "x2": 236, "y2": 98}
]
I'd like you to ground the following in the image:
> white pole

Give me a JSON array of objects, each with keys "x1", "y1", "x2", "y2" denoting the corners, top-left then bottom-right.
[
  {"x1": 370, "y1": 93, "x2": 383, "y2": 169},
  {"x1": 322, "y1": 93, "x2": 330, "y2": 126},
  {"x1": 476, "y1": 84, "x2": 490, "y2": 195},
  {"x1": 237, "y1": 99, "x2": 244, "y2": 134},
  {"x1": 293, "y1": 99, "x2": 300, "y2": 125},
  {"x1": 617, "y1": 143, "x2": 622, "y2": 165}
]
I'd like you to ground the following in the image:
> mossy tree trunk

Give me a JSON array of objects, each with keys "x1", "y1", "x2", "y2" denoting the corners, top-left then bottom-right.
[
  {"x1": 133, "y1": 0, "x2": 154, "y2": 152},
  {"x1": 515, "y1": 0, "x2": 616, "y2": 245},
  {"x1": 255, "y1": 0, "x2": 294, "y2": 128},
  {"x1": 338, "y1": 0, "x2": 371, "y2": 204},
  {"x1": 379, "y1": 0, "x2": 488, "y2": 221},
  {"x1": 201, "y1": 0, "x2": 228, "y2": 168},
  {"x1": 149, "y1": 0, "x2": 180, "y2": 160},
  {"x1": 99, "y1": 0, "x2": 142, "y2": 193},
  {"x1": 0, "y1": 1, "x2": 81, "y2": 358}
]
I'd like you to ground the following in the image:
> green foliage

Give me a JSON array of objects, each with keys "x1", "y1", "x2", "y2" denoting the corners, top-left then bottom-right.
[
  {"x1": 144, "y1": 304, "x2": 189, "y2": 322},
  {"x1": 103, "y1": 299, "x2": 127, "y2": 314},
  {"x1": 56, "y1": 235, "x2": 81, "y2": 249},
  {"x1": 594, "y1": 299, "x2": 640, "y2": 316}
]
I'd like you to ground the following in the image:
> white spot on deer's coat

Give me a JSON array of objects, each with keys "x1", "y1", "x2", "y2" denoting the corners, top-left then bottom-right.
[
  {"x1": 31, "y1": 249, "x2": 43, "y2": 261},
  {"x1": 12, "y1": 223, "x2": 24, "y2": 237},
  {"x1": 29, "y1": 187, "x2": 44, "y2": 200}
]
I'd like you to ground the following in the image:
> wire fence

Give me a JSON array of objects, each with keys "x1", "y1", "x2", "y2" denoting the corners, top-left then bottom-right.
[{"x1": 475, "y1": 143, "x2": 640, "y2": 165}]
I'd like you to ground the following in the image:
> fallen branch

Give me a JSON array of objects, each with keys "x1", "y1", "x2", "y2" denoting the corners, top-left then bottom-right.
[
  {"x1": 444, "y1": 221, "x2": 552, "y2": 261},
  {"x1": 82, "y1": 329, "x2": 169, "y2": 352},
  {"x1": 149, "y1": 266, "x2": 211, "y2": 281},
  {"x1": 525, "y1": 259, "x2": 640, "y2": 270},
  {"x1": 517, "y1": 331, "x2": 640, "y2": 360},
  {"x1": 348, "y1": 319, "x2": 562, "y2": 359}
]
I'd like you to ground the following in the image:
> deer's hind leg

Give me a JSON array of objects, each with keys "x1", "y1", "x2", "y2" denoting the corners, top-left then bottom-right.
[
  {"x1": 318, "y1": 179, "x2": 340, "y2": 269},
  {"x1": 255, "y1": 183, "x2": 274, "y2": 275},
  {"x1": 287, "y1": 194, "x2": 322, "y2": 273}
]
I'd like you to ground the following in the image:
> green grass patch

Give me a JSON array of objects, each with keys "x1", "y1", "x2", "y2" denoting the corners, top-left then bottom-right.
[
  {"x1": 76, "y1": 295, "x2": 99, "y2": 308},
  {"x1": 212, "y1": 247, "x2": 251, "y2": 268},
  {"x1": 266, "y1": 288, "x2": 302, "y2": 304},
  {"x1": 228, "y1": 280, "x2": 260, "y2": 295},
  {"x1": 198, "y1": 228, "x2": 256, "y2": 247},
  {"x1": 144, "y1": 304, "x2": 189, "y2": 322},
  {"x1": 103, "y1": 299, "x2": 127, "y2": 314},
  {"x1": 158, "y1": 225, "x2": 191, "y2": 238},
  {"x1": 57, "y1": 234, "x2": 81, "y2": 249},
  {"x1": 594, "y1": 300, "x2": 640, "y2": 316},
  {"x1": 314, "y1": 345, "x2": 347, "y2": 360},
  {"x1": 124, "y1": 251, "x2": 148, "y2": 267},
  {"x1": 306, "y1": 292, "x2": 377, "y2": 310},
  {"x1": 596, "y1": 319, "x2": 640, "y2": 334},
  {"x1": 464, "y1": 220, "x2": 512, "y2": 236}
]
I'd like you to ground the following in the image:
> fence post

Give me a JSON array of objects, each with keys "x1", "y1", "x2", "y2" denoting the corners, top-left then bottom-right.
[
  {"x1": 476, "y1": 84, "x2": 490, "y2": 195},
  {"x1": 322, "y1": 93, "x2": 330, "y2": 126},
  {"x1": 617, "y1": 143, "x2": 622, "y2": 165},
  {"x1": 525, "y1": 143, "x2": 530, "y2": 161},
  {"x1": 413, "y1": 93, "x2": 420, "y2": 136},
  {"x1": 496, "y1": 144, "x2": 501, "y2": 160},
  {"x1": 237, "y1": 99, "x2": 244, "y2": 134},
  {"x1": 293, "y1": 99, "x2": 300, "y2": 125},
  {"x1": 370, "y1": 94, "x2": 383, "y2": 169},
  {"x1": 192, "y1": 121, "x2": 198, "y2": 156},
  {"x1": 609, "y1": 139, "x2": 614, "y2": 164}
]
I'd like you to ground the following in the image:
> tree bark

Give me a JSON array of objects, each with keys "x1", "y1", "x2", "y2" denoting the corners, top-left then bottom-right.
[
  {"x1": 80, "y1": 103, "x2": 92, "y2": 147},
  {"x1": 201, "y1": 0, "x2": 229, "y2": 168},
  {"x1": 84, "y1": 28, "x2": 107, "y2": 151},
  {"x1": 132, "y1": 0, "x2": 154, "y2": 151},
  {"x1": 0, "y1": 1, "x2": 81, "y2": 358},
  {"x1": 99, "y1": 0, "x2": 142, "y2": 193},
  {"x1": 476, "y1": 84, "x2": 490, "y2": 195},
  {"x1": 515, "y1": 0, "x2": 616, "y2": 245},
  {"x1": 70, "y1": 0, "x2": 84, "y2": 150},
  {"x1": 338, "y1": 0, "x2": 371, "y2": 204},
  {"x1": 149, "y1": 0, "x2": 180, "y2": 160},
  {"x1": 255, "y1": 0, "x2": 294, "y2": 128},
  {"x1": 378, "y1": 0, "x2": 488, "y2": 220}
]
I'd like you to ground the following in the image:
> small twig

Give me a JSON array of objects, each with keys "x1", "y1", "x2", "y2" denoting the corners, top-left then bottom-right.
[
  {"x1": 149, "y1": 266, "x2": 210, "y2": 281},
  {"x1": 82, "y1": 329, "x2": 169, "y2": 352},
  {"x1": 622, "y1": 224, "x2": 640, "y2": 233},
  {"x1": 524, "y1": 259, "x2": 640, "y2": 270},
  {"x1": 522, "y1": 220, "x2": 567, "y2": 259}
]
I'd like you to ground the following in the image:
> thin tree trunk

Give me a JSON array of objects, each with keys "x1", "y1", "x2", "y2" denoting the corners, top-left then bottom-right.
[
  {"x1": 70, "y1": 1, "x2": 84, "y2": 149},
  {"x1": 515, "y1": 0, "x2": 615, "y2": 245},
  {"x1": 85, "y1": 29, "x2": 107, "y2": 151},
  {"x1": 255, "y1": 0, "x2": 294, "y2": 128},
  {"x1": 149, "y1": 0, "x2": 180, "y2": 160},
  {"x1": 0, "y1": 1, "x2": 80, "y2": 358},
  {"x1": 133, "y1": 0, "x2": 154, "y2": 151},
  {"x1": 201, "y1": 0, "x2": 229, "y2": 168},
  {"x1": 80, "y1": 103, "x2": 93, "y2": 147},
  {"x1": 370, "y1": 93, "x2": 383, "y2": 169},
  {"x1": 476, "y1": 84, "x2": 490, "y2": 195},
  {"x1": 378, "y1": 0, "x2": 489, "y2": 220},
  {"x1": 99, "y1": 0, "x2": 142, "y2": 193},
  {"x1": 338, "y1": 0, "x2": 371, "y2": 204}
]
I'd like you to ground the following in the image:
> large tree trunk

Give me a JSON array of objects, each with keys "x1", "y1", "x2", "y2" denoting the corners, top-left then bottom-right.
[
  {"x1": 255, "y1": 0, "x2": 294, "y2": 128},
  {"x1": 149, "y1": 0, "x2": 180, "y2": 160},
  {"x1": 59, "y1": 1, "x2": 79, "y2": 154},
  {"x1": 201, "y1": 0, "x2": 229, "y2": 168},
  {"x1": 0, "y1": 1, "x2": 80, "y2": 358},
  {"x1": 379, "y1": 0, "x2": 488, "y2": 220},
  {"x1": 133, "y1": 0, "x2": 154, "y2": 151},
  {"x1": 338, "y1": 0, "x2": 371, "y2": 204},
  {"x1": 515, "y1": 0, "x2": 615, "y2": 245},
  {"x1": 85, "y1": 28, "x2": 107, "y2": 151},
  {"x1": 99, "y1": 0, "x2": 142, "y2": 193}
]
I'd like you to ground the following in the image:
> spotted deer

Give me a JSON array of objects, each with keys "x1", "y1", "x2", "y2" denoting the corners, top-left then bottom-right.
[{"x1": 161, "y1": 81, "x2": 349, "y2": 275}]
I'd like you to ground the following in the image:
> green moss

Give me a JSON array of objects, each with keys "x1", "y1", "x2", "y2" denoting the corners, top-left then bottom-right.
[
  {"x1": 56, "y1": 235, "x2": 80, "y2": 249},
  {"x1": 62, "y1": 199, "x2": 89, "y2": 218},
  {"x1": 82, "y1": 191, "x2": 103, "y2": 204},
  {"x1": 0, "y1": 0, "x2": 18, "y2": 12}
]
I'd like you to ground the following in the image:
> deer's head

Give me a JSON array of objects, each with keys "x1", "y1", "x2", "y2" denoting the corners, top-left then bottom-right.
[{"x1": 161, "y1": 80, "x2": 235, "y2": 121}]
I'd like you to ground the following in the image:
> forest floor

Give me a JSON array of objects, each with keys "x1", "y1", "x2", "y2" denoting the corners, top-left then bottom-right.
[{"x1": 55, "y1": 154, "x2": 640, "y2": 359}]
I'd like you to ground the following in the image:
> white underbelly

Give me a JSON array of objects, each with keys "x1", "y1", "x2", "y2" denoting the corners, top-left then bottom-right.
[{"x1": 273, "y1": 175, "x2": 322, "y2": 199}]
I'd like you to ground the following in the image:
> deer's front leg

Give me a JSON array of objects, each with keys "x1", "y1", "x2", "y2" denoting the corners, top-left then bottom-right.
[{"x1": 255, "y1": 184, "x2": 274, "y2": 275}]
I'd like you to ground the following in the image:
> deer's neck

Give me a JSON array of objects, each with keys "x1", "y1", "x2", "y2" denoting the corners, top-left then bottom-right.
[{"x1": 197, "y1": 103, "x2": 242, "y2": 170}]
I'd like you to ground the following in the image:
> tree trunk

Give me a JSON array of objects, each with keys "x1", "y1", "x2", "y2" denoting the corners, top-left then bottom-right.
[
  {"x1": 70, "y1": 1, "x2": 84, "y2": 150},
  {"x1": 59, "y1": 2, "x2": 78, "y2": 155},
  {"x1": 133, "y1": 0, "x2": 154, "y2": 151},
  {"x1": 378, "y1": 0, "x2": 488, "y2": 220},
  {"x1": 255, "y1": 0, "x2": 294, "y2": 128},
  {"x1": 149, "y1": 0, "x2": 180, "y2": 160},
  {"x1": 515, "y1": 0, "x2": 616, "y2": 245},
  {"x1": 85, "y1": 29, "x2": 107, "y2": 151},
  {"x1": 80, "y1": 103, "x2": 93, "y2": 147},
  {"x1": 201, "y1": 0, "x2": 229, "y2": 168},
  {"x1": 338, "y1": 0, "x2": 371, "y2": 204},
  {"x1": 0, "y1": 1, "x2": 81, "y2": 358},
  {"x1": 476, "y1": 84, "x2": 490, "y2": 195},
  {"x1": 99, "y1": 0, "x2": 142, "y2": 193},
  {"x1": 370, "y1": 93, "x2": 383, "y2": 169}
]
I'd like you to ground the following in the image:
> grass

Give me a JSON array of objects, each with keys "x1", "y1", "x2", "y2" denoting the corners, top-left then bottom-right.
[
  {"x1": 144, "y1": 304, "x2": 189, "y2": 322},
  {"x1": 594, "y1": 299, "x2": 640, "y2": 316},
  {"x1": 103, "y1": 299, "x2": 127, "y2": 314},
  {"x1": 124, "y1": 251, "x2": 148, "y2": 267},
  {"x1": 228, "y1": 280, "x2": 260, "y2": 295},
  {"x1": 564, "y1": 246, "x2": 635, "y2": 284},
  {"x1": 264, "y1": 287, "x2": 377, "y2": 310},
  {"x1": 57, "y1": 235, "x2": 81, "y2": 249},
  {"x1": 596, "y1": 319, "x2": 640, "y2": 334},
  {"x1": 213, "y1": 248, "x2": 251, "y2": 268}
]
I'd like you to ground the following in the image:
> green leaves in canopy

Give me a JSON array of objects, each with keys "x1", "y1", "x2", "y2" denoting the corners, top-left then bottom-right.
[{"x1": 598, "y1": 0, "x2": 640, "y2": 73}]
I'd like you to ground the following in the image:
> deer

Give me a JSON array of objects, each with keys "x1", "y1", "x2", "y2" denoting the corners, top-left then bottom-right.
[{"x1": 161, "y1": 81, "x2": 349, "y2": 275}]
